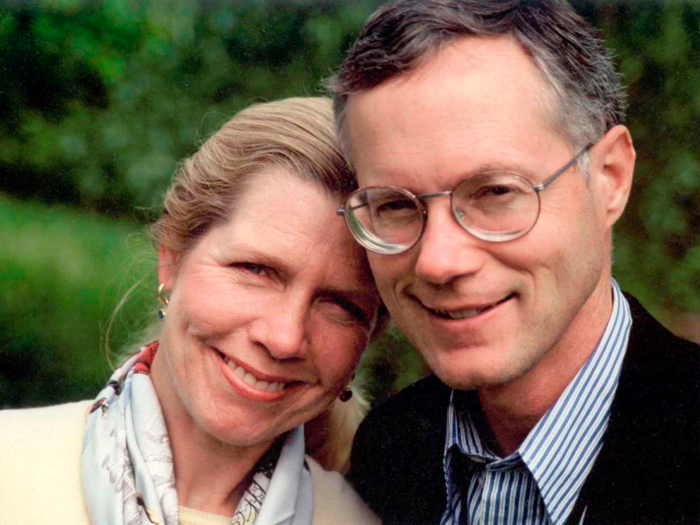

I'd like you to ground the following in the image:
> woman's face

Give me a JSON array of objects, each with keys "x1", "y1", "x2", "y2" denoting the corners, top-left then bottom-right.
[{"x1": 154, "y1": 169, "x2": 381, "y2": 449}]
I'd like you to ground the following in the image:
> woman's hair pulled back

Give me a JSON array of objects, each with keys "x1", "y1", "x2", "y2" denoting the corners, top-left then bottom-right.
[{"x1": 151, "y1": 97, "x2": 355, "y2": 256}]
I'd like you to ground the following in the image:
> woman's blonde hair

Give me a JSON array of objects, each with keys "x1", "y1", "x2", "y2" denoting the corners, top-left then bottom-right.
[
  {"x1": 304, "y1": 393, "x2": 370, "y2": 474},
  {"x1": 151, "y1": 97, "x2": 356, "y2": 255},
  {"x1": 115, "y1": 97, "x2": 386, "y2": 472}
]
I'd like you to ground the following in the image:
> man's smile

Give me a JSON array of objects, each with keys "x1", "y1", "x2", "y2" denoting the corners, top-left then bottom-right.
[{"x1": 425, "y1": 293, "x2": 516, "y2": 320}]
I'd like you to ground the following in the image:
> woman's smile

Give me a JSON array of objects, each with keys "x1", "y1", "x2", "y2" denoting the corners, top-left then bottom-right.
[
  {"x1": 213, "y1": 346, "x2": 302, "y2": 399},
  {"x1": 154, "y1": 169, "x2": 381, "y2": 448}
]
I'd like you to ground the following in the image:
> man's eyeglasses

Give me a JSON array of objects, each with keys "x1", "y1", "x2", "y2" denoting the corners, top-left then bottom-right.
[{"x1": 337, "y1": 145, "x2": 592, "y2": 255}]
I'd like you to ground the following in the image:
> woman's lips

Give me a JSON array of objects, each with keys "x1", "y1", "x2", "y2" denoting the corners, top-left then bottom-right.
[
  {"x1": 212, "y1": 349, "x2": 294, "y2": 394},
  {"x1": 226, "y1": 359, "x2": 286, "y2": 392}
]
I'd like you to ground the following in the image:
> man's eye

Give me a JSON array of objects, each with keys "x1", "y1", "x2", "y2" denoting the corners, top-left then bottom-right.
[
  {"x1": 373, "y1": 197, "x2": 415, "y2": 216},
  {"x1": 471, "y1": 184, "x2": 515, "y2": 199}
]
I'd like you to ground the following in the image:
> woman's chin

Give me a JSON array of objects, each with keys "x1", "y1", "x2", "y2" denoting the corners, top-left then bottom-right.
[{"x1": 200, "y1": 410, "x2": 297, "y2": 450}]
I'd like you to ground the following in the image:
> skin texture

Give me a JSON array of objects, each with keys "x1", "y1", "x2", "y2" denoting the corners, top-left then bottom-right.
[
  {"x1": 151, "y1": 169, "x2": 381, "y2": 514},
  {"x1": 346, "y1": 36, "x2": 634, "y2": 454}
]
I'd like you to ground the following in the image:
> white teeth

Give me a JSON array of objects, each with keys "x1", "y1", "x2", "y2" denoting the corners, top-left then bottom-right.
[
  {"x1": 433, "y1": 305, "x2": 490, "y2": 319},
  {"x1": 223, "y1": 356, "x2": 286, "y2": 393},
  {"x1": 442, "y1": 308, "x2": 482, "y2": 319},
  {"x1": 431, "y1": 295, "x2": 511, "y2": 320}
]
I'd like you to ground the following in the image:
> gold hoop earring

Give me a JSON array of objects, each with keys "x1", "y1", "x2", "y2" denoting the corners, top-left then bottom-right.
[{"x1": 157, "y1": 283, "x2": 170, "y2": 320}]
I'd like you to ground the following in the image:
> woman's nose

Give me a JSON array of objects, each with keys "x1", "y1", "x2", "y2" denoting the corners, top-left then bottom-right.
[{"x1": 249, "y1": 294, "x2": 309, "y2": 360}]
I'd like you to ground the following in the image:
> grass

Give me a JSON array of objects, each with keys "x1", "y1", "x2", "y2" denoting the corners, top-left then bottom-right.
[{"x1": 0, "y1": 194, "x2": 156, "y2": 407}]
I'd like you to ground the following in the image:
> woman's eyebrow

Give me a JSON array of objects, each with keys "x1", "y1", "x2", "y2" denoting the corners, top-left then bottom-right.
[
  {"x1": 320, "y1": 288, "x2": 376, "y2": 316},
  {"x1": 223, "y1": 244, "x2": 289, "y2": 271}
]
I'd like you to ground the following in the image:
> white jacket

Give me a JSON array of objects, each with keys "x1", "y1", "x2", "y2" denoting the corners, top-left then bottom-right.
[{"x1": 0, "y1": 401, "x2": 379, "y2": 524}]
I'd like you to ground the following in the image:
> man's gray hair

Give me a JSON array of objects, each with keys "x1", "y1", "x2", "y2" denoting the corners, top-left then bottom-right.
[{"x1": 327, "y1": 0, "x2": 626, "y2": 166}]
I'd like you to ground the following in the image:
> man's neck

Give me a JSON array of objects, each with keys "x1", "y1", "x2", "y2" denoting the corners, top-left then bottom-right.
[{"x1": 478, "y1": 280, "x2": 614, "y2": 457}]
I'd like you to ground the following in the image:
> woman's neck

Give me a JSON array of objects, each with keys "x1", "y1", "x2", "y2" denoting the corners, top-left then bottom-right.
[
  {"x1": 150, "y1": 349, "x2": 273, "y2": 517},
  {"x1": 169, "y1": 427, "x2": 270, "y2": 516}
]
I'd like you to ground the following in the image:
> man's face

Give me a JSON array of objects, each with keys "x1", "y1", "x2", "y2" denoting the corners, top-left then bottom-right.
[{"x1": 346, "y1": 36, "x2": 615, "y2": 392}]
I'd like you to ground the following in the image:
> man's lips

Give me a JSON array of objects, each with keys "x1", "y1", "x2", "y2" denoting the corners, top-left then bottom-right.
[
  {"x1": 213, "y1": 349, "x2": 303, "y2": 393},
  {"x1": 422, "y1": 293, "x2": 515, "y2": 320}
]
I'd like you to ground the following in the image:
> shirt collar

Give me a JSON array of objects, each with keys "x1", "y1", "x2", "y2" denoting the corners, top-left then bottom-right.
[{"x1": 443, "y1": 280, "x2": 632, "y2": 524}]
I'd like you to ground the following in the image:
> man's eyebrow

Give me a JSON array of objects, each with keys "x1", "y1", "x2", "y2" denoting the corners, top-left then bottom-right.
[{"x1": 467, "y1": 162, "x2": 536, "y2": 176}]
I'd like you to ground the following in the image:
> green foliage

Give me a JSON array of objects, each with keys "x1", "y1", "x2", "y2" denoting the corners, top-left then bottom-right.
[
  {"x1": 359, "y1": 326, "x2": 430, "y2": 407},
  {"x1": 575, "y1": 1, "x2": 700, "y2": 312},
  {"x1": 0, "y1": 0, "x2": 382, "y2": 214},
  {"x1": 0, "y1": 194, "x2": 155, "y2": 407}
]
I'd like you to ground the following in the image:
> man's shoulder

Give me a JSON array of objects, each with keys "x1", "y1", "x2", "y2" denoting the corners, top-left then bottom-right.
[
  {"x1": 349, "y1": 375, "x2": 451, "y2": 524},
  {"x1": 615, "y1": 293, "x2": 699, "y2": 451},
  {"x1": 617, "y1": 293, "x2": 699, "y2": 441},
  {"x1": 623, "y1": 292, "x2": 700, "y2": 392},
  {"x1": 363, "y1": 374, "x2": 451, "y2": 427},
  {"x1": 577, "y1": 294, "x2": 700, "y2": 523},
  {"x1": 352, "y1": 374, "x2": 451, "y2": 456},
  {"x1": 351, "y1": 374, "x2": 450, "y2": 471}
]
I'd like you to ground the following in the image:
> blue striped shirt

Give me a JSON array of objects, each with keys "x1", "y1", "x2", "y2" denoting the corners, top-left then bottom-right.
[{"x1": 441, "y1": 281, "x2": 632, "y2": 525}]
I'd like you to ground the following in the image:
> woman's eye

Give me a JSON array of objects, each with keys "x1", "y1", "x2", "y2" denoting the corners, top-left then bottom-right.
[
  {"x1": 327, "y1": 297, "x2": 368, "y2": 326},
  {"x1": 234, "y1": 262, "x2": 268, "y2": 276}
]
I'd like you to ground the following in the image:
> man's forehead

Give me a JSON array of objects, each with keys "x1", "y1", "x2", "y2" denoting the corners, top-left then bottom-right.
[
  {"x1": 345, "y1": 36, "x2": 557, "y2": 186},
  {"x1": 348, "y1": 36, "x2": 543, "y2": 102}
]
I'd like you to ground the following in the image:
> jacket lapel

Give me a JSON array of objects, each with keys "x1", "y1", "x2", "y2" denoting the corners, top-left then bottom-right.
[{"x1": 574, "y1": 294, "x2": 700, "y2": 523}]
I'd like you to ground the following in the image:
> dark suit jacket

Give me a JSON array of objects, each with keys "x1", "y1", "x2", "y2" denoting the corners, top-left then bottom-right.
[{"x1": 350, "y1": 295, "x2": 700, "y2": 524}]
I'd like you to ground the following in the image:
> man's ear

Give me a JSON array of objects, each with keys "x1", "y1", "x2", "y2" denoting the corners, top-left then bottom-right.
[
  {"x1": 158, "y1": 246, "x2": 180, "y2": 290},
  {"x1": 590, "y1": 124, "x2": 636, "y2": 229}
]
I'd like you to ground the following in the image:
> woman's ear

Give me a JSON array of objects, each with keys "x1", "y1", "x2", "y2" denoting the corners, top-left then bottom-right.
[
  {"x1": 158, "y1": 246, "x2": 180, "y2": 289},
  {"x1": 590, "y1": 124, "x2": 636, "y2": 229}
]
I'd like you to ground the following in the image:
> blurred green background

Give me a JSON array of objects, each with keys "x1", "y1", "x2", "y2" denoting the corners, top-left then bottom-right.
[{"x1": 1, "y1": 0, "x2": 699, "y2": 409}]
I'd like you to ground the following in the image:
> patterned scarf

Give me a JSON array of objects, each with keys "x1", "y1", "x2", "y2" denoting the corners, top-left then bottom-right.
[{"x1": 82, "y1": 342, "x2": 313, "y2": 525}]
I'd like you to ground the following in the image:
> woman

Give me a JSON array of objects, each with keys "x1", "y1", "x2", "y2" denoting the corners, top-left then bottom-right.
[{"x1": 0, "y1": 97, "x2": 384, "y2": 524}]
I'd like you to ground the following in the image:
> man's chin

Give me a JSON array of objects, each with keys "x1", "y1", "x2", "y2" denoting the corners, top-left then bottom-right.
[{"x1": 429, "y1": 357, "x2": 523, "y2": 392}]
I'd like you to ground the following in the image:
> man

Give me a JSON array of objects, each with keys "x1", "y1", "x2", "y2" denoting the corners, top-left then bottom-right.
[{"x1": 329, "y1": 1, "x2": 700, "y2": 523}]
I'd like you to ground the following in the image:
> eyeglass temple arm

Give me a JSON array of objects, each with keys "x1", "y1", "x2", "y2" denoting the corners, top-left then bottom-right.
[
  {"x1": 337, "y1": 202, "x2": 372, "y2": 216},
  {"x1": 533, "y1": 144, "x2": 593, "y2": 192}
]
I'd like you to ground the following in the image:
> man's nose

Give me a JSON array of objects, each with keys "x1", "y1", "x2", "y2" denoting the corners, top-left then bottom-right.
[{"x1": 413, "y1": 202, "x2": 487, "y2": 285}]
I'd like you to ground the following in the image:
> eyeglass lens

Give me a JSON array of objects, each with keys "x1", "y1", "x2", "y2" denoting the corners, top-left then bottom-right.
[{"x1": 346, "y1": 173, "x2": 541, "y2": 254}]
